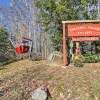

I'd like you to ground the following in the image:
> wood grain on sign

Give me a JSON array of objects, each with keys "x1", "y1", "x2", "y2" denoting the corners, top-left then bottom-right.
[
  {"x1": 68, "y1": 24, "x2": 100, "y2": 36},
  {"x1": 72, "y1": 37, "x2": 100, "y2": 42}
]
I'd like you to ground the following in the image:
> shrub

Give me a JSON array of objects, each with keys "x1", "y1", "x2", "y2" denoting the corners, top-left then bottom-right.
[
  {"x1": 72, "y1": 54, "x2": 85, "y2": 67},
  {"x1": 84, "y1": 54, "x2": 100, "y2": 63}
]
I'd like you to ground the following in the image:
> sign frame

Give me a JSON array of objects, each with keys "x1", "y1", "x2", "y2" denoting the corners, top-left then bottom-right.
[{"x1": 62, "y1": 20, "x2": 100, "y2": 66}]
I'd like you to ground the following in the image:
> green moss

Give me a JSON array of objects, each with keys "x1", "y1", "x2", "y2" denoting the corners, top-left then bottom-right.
[{"x1": 89, "y1": 93, "x2": 95, "y2": 99}]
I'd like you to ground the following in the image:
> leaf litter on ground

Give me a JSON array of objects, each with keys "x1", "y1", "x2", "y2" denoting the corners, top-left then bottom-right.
[{"x1": 0, "y1": 60, "x2": 100, "y2": 100}]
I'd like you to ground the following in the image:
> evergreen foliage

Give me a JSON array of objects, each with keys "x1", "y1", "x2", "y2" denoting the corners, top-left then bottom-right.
[
  {"x1": 0, "y1": 27, "x2": 13, "y2": 64},
  {"x1": 33, "y1": 0, "x2": 90, "y2": 51},
  {"x1": 0, "y1": 27, "x2": 10, "y2": 51},
  {"x1": 84, "y1": 54, "x2": 100, "y2": 63}
]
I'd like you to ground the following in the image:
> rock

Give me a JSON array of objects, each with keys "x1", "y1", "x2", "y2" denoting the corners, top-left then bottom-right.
[
  {"x1": 31, "y1": 86, "x2": 50, "y2": 100},
  {"x1": 47, "y1": 51, "x2": 63, "y2": 66}
]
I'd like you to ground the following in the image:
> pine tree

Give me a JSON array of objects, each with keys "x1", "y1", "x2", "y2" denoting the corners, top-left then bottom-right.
[
  {"x1": 0, "y1": 27, "x2": 13, "y2": 63},
  {"x1": 32, "y1": 0, "x2": 100, "y2": 55},
  {"x1": 33, "y1": 0, "x2": 89, "y2": 51}
]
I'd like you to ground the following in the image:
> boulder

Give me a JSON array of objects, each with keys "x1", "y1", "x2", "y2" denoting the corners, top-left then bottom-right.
[
  {"x1": 31, "y1": 86, "x2": 50, "y2": 100},
  {"x1": 47, "y1": 51, "x2": 63, "y2": 65}
]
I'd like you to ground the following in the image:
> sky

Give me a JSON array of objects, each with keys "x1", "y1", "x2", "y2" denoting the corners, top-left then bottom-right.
[{"x1": 0, "y1": 0, "x2": 11, "y2": 7}]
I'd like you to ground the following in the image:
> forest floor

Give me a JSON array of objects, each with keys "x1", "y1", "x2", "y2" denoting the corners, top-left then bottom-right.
[{"x1": 0, "y1": 60, "x2": 100, "y2": 100}]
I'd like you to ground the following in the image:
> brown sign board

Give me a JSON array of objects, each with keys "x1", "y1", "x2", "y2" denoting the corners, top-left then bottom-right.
[
  {"x1": 72, "y1": 37, "x2": 100, "y2": 42},
  {"x1": 68, "y1": 24, "x2": 100, "y2": 36}
]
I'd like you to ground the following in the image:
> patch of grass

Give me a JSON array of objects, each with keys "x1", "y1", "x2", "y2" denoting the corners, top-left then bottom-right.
[
  {"x1": 90, "y1": 80, "x2": 100, "y2": 94},
  {"x1": 89, "y1": 93, "x2": 95, "y2": 100},
  {"x1": 45, "y1": 75, "x2": 54, "y2": 80},
  {"x1": 0, "y1": 60, "x2": 100, "y2": 99},
  {"x1": 0, "y1": 66, "x2": 5, "y2": 70}
]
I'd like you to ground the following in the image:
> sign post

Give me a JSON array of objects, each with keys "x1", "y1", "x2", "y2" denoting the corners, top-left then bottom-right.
[{"x1": 63, "y1": 23, "x2": 67, "y2": 66}]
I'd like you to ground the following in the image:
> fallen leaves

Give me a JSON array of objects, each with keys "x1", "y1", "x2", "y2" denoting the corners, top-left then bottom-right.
[{"x1": 0, "y1": 60, "x2": 100, "y2": 100}]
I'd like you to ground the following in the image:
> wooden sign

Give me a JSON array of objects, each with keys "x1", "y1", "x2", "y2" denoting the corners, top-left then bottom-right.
[
  {"x1": 68, "y1": 24, "x2": 100, "y2": 36},
  {"x1": 72, "y1": 37, "x2": 100, "y2": 42}
]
